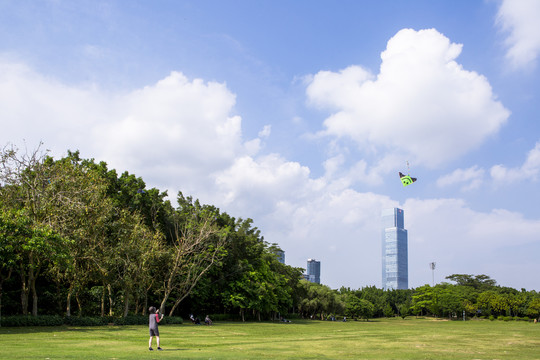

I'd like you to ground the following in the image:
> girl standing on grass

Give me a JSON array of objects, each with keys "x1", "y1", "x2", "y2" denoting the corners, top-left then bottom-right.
[{"x1": 148, "y1": 306, "x2": 164, "y2": 351}]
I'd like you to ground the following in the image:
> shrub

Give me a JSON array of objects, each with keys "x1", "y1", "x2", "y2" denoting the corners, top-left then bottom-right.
[
  {"x1": 489, "y1": 315, "x2": 495, "y2": 321},
  {"x1": 1, "y1": 315, "x2": 64, "y2": 327},
  {"x1": 64, "y1": 316, "x2": 108, "y2": 326},
  {"x1": 0, "y1": 314, "x2": 182, "y2": 327},
  {"x1": 113, "y1": 315, "x2": 148, "y2": 326},
  {"x1": 203, "y1": 313, "x2": 242, "y2": 322},
  {"x1": 162, "y1": 316, "x2": 183, "y2": 325},
  {"x1": 503, "y1": 316, "x2": 512, "y2": 322}
]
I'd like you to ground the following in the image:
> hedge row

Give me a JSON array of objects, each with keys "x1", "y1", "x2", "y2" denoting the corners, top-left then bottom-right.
[
  {"x1": 488, "y1": 315, "x2": 532, "y2": 322},
  {"x1": 0, "y1": 315, "x2": 183, "y2": 327}
]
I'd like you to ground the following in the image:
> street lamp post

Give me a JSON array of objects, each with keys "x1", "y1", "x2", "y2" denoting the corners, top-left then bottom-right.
[{"x1": 429, "y1": 262, "x2": 436, "y2": 287}]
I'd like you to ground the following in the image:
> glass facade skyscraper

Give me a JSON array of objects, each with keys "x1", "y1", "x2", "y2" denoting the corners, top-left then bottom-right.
[
  {"x1": 306, "y1": 259, "x2": 321, "y2": 284},
  {"x1": 381, "y1": 208, "x2": 408, "y2": 290},
  {"x1": 276, "y1": 250, "x2": 285, "y2": 264}
]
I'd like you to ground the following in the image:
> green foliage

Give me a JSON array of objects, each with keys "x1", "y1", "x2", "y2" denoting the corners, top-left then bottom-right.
[
  {"x1": 345, "y1": 296, "x2": 374, "y2": 321},
  {"x1": 446, "y1": 274, "x2": 497, "y2": 290},
  {"x1": 64, "y1": 316, "x2": 109, "y2": 326},
  {"x1": 525, "y1": 297, "x2": 540, "y2": 318},
  {"x1": 298, "y1": 281, "x2": 344, "y2": 320},
  {"x1": 1, "y1": 315, "x2": 64, "y2": 327}
]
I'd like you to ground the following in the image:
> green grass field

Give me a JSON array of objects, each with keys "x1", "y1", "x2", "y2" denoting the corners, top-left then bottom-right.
[{"x1": 1, "y1": 318, "x2": 539, "y2": 359}]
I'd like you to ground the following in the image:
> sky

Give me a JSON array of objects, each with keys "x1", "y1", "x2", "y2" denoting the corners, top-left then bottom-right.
[{"x1": 1, "y1": 0, "x2": 540, "y2": 291}]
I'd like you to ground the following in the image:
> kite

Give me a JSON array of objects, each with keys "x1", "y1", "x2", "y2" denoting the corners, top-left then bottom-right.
[
  {"x1": 399, "y1": 172, "x2": 417, "y2": 186},
  {"x1": 399, "y1": 161, "x2": 417, "y2": 187}
]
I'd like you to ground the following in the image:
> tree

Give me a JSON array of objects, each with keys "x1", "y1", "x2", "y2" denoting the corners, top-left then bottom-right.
[
  {"x1": 0, "y1": 208, "x2": 66, "y2": 316},
  {"x1": 411, "y1": 285, "x2": 434, "y2": 317},
  {"x1": 345, "y1": 296, "x2": 374, "y2": 321},
  {"x1": 108, "y1": 209, "x2": 165, "y2": 317},
  {"x1": 433, "y1": 285, "x2": 463, "y2": 318},
  {"x1": 159, "y1": 194, "x2": 228, "y2": 316},
  {"x1": 0, "y1": 209, "x2": 23, "y2": 323},
  {"x1": 298, "y1": 281, "x2": 343, "y2": 320},
  {"x1": 526, "y1": 297, "x2": 540, "y2": 319},
  {"x1": 0, "y1": 145, "x2": 109, "y2": 316},
  {"x1": 445, "y1": 274, "x2": 496, "y2": 291},
  {"x1": 354, "y1": 286, "x2": 386, "y2": 317},
  {"x1": 397, "y1": 303, "x2": 410, "y2": 319}
]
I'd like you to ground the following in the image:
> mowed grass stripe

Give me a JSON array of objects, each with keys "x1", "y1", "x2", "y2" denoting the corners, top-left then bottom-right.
[{"x1": 0, "y1": 318, "x2": 538, "y2": 359}]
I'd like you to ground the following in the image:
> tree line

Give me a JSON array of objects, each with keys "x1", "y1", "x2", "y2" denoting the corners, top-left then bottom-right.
[{"x1": 1, "y1": 144, "x2": 539, "y2": 323}]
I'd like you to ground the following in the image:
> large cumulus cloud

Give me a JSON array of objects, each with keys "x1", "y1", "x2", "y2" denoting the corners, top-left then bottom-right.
[{"x1": 307, "y1": 28, "x2": 510, "y2": 168}]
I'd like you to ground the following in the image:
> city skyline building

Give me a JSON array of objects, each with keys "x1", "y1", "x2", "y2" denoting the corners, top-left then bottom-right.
[
  {"x1": 276, "y1": 250, "x2": 285, "y2": 264},
  {"x1": 306, "y1": 258, "x2": 321, "y2": 284},
  {"x1": 381, "y1": 208, "x2": 408, "y2": 290}
]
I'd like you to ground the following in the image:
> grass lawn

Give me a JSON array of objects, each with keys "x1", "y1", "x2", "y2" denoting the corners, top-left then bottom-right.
[{"x1": 0, "y1": 317, "x2": 539, "y2": 359}]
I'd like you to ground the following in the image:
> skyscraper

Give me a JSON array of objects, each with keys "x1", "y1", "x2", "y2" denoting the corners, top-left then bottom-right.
[
  {"x1": 381, "y1": 208, "x2": 408, "y2": 290},
  {"x1": 276, "y1": 250, "x2": 285, "y2": 264},
  {"x1": 306, "y1": 258, "x2": 321, "y2": 284}
]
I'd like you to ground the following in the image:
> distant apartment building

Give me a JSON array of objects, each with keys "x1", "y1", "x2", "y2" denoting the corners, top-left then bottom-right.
[
  {"x1": 381, "y1": 208, "x2": 408, "y2": 290},
  {"x1": 306, "y1": 258, "x2": 321, "y2": 284}
]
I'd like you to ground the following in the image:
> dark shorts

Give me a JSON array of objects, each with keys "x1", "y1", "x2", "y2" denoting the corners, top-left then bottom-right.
[{"x1": 149, "y1": 328, "x2": 159, "y2": 336}]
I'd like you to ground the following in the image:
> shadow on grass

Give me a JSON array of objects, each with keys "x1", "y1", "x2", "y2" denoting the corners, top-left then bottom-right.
[
  {"x1": 160, "y1": 348, "x2": 188, "y2": 351},
  {"x1": 0, "y1": 325, "x2": 142, "y2": 334}
]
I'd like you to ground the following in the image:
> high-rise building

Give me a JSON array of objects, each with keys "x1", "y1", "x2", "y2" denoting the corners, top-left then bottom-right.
[
  {"x1": 276, "y1": 250, "x2": 285, "y2": 264},
  {"x1": 381, "y1": 208, "x2": 408, "y2": 290},
  {"x1": 306, "y1": 258, "x2": 321, "y2": 284}
]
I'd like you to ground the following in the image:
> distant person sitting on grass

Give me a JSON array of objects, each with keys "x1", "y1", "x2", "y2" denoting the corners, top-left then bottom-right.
[
  {"x1": 148, "y1": 306, "x2": 164, "y2": 351},
  {"x1": 190, "y1": 314, "x2": 201, "y2": 325},
  {"x1": 205, "y1": 315, "x2": 213, "y2": 325}
]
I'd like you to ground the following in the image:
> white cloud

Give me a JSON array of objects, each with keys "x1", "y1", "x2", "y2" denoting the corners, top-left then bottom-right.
[
  {"x1": 404, "y1": 198, "x2": 540, "y2": 288},
  {"x1": 490, "y1": 141, "x2": 540, "y2": 184},
  {"x1": 0, "y1": 61, "x2": 251, "y2": 199},
  {"x1": 95, "y1": 71, "x2": 246, "y2": 196},
  {"x1": 307, "y1": 28, "x2": 510, "y2": 168},
  {"x1": 437, "y1": 165, "x2": 485, "y2": 191},
  {"x1": 496, "y1": 0, "x2": 540, "y2": 69},
  {"x1": 0, "y1": 60, "x2": 107, "y2": 153},
  {"x1": 258, "y1": 124, "x2": 271, "y2": 138},
  {"x1": 213, "y1": 154, "x2": 318, "y2": 216}
]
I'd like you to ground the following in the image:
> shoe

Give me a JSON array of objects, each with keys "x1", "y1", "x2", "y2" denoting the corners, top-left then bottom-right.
[
  {"x1": 149, "y1": 347, "x2": 153, "y2": 351},
  {"x1": 157, "y1": 347, "x2": 163, "y2": 351}
]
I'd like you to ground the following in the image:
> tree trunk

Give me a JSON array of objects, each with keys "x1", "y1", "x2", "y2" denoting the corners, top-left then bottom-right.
[
  {"x1": 30, "y1": 266, "x2": 39, "y2": 316},
  {"x1": 107, "y1": 284, "x2": 114, "y2": 316},
  {"x1": 100, "y1": 285, "x2": 105, "y2": 317},
  {"x1": 20, "y1": 265, "x2": 29, "y2": 315},
  {"x1": 76, "y1": 291, "x2": 82, "y2": 316},
  {"x1": 135, "y1": 297, "x2": 140, "y2": 315},
  {"x1": 123, "y1": 288, "x2": 130, "y2": 317},
  {"x1": 143, "y1": 290, "x2": 148, "y2": 315},
  {"x1": 66, "y1": 284, "x2": 73, "y2": 317}
]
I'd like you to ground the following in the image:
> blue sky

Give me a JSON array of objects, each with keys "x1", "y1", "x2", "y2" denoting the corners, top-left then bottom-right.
[{"x1": 2, "y1": 0, "x2": 540, "y2": 291}]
